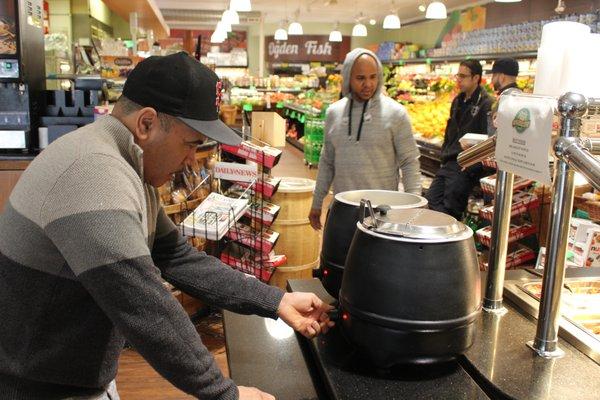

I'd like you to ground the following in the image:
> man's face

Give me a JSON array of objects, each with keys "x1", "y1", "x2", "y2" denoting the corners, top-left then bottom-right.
[
  {"x1": 456, "y1": 65, "x2": 479, "y2": 94},
  {"x1": 491, "y1": 73, "x2": 503, "y2": 91},
  {"x1": 134, "y1": 111, "x2": 206, "y2": 187},
  {"x1": 349, "y1": 55, "x2": 379, "y2": 101}
]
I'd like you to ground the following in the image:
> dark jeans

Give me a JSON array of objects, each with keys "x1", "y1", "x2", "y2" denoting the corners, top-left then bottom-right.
[{"x1": 426, "y1": 160, "x2": 480, "y2": 220}]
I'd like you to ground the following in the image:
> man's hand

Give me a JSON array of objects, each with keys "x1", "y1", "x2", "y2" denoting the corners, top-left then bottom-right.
[
  {"x1": 277, "y1": 292, "x2": 334, "y2": 338},
  {"x1": 308, "y1": 208, "x2": 322, "y2": 230},
  {"x1": 238, "y1": 386, "x2": 275, "y2": 400}
]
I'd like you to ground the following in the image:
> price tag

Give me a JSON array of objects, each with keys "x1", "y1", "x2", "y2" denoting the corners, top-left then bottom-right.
[{"x1": 495, "y1": 94, "x2": 556, "y2": 185}]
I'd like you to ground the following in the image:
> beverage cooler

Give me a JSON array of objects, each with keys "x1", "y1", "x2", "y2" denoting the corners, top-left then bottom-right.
[{"x1": 0, "y1": 0, "x2": 45, "y2": 152}]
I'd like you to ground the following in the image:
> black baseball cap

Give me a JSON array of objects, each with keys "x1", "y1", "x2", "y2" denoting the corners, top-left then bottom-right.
[
  {"x1": 491, "y1": 58, "x2": 519, "y2": 77},
  {"x1": 123, "y1": 52, "x2": 241, "y2": 146}
]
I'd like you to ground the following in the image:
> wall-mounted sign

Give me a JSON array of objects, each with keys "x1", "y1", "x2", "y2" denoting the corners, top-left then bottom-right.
[{"x1": 265, "y1": 35, "x2": 350, "y2": 63}]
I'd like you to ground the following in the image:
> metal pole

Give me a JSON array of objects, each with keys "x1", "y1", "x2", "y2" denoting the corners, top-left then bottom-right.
[
  {"x1": 528, "y1": 92, "x2": 588, "y2": 358},
  {"x1": 482, "y1": 169, "x2": 514, "y2": 314},
  {"x1": 561, "y1": 139, "x2": 600, "y2": 190},
  {"x1": 579, "y1": 137, "x2": 600, "y2": 155}
]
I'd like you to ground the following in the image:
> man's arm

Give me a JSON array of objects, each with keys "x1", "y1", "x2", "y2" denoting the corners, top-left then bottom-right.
[
  {"x1": 153, "y1": 208, "x2": 333, "y2": 338},
  {"x1": 152, "y1": 209, "x2": 284, "y2": 318},
  {"x1": 393, "y1": 107, "x2": 422, "y2": 195}
]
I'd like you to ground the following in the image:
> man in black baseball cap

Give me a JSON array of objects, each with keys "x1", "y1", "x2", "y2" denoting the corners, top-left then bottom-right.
[
  {"x1": 491, "y1": 57, "x2": 519, "y2": 93},
  {"x1": 122, "y1": 51, "x2": 241, "y2": 147},
  {"x1": 488, "y1": 58, "x2": 521, "y2": 135},
  {"x1": 0, "y1": 51, "x2": 334, "y2": 400}
]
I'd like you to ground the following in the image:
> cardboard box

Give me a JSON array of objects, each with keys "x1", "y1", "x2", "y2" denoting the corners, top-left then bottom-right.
[
  {"x1": 582, "y1": 228, "x2": 600, "y2": 268},
  {"x1": 568, "y1": 218, "x2": 598, "y2": 250},
  {"x1": 251, "y1": 112, "x2": 286, "y2": 147}
]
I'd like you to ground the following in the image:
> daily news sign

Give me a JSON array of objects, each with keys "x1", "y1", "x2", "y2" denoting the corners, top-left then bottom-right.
[{"x1": 214, "y1": 162, "x2": 258, "y2": 183}]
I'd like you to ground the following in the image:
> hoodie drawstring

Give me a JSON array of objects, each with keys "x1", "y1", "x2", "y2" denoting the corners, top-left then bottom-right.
[{"x1": 348, "y1": 98, "x2": 369, "y2": 142}]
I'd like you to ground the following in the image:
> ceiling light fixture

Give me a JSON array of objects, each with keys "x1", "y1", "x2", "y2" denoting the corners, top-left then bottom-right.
[
  {"x1": 383, "y1": 1, "x2": 401, "y2": 30},
  {"x1": 230, "y1": 0, "x2": 252, "y2": 12},
  {"x1": 218, "y1": 20, "x2": 232, "y2": 33},
  {"x1": 369, "y1": 19, "x2": 376, "y2": 25},
  {"x1": 288, "y1": 9, "x2": 303, "y2": 35},
  {"x1": 288, "y1": 21, "x2": 303, "y2": 35},
  {"x1": 425, "y1": 2, "x2": 448, "y2": 19},
  {"x1": 222, "y1": 9, "x2": 240, "y2": 25},
  {"x1": 211, "y1": 28, "x2": 226, "y2": 43},
  {"x1": 352, "y1": 23, "x2": 367, "y2": 37},
  {"x1": 383, "y1": 14, "x2": 401, "y2": 29},
  {"x1": 418, "y1": 4, "x2": 426, "y2": 12},
  {"x1": 275, "y1": 23, "x2": 288, "y2": 40},
  {"x1": 329, "y1": 22, "x2": 342, "y2": 42}
]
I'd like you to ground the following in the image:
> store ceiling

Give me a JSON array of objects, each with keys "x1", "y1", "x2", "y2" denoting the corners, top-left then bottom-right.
[{"x1": 155, "y1": 0, "x2": 488, "y2": 28}]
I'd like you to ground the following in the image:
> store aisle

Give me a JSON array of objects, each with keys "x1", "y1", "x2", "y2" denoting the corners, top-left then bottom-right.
[{"x1": 116, "y1": 145, "x2": 323, "y2": 399}]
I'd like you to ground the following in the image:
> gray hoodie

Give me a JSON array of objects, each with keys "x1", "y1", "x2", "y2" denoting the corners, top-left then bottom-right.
[{"x1": 312, "y1": 48, "x2": 422, "y2": 209}]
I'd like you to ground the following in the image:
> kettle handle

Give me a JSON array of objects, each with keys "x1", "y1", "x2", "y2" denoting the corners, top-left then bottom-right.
[{"x1": 359, "y1": 199, "x2": 377, "y2": 228}]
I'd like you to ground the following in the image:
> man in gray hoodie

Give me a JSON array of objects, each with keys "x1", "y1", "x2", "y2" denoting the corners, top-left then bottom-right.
[{"x1": 308, "y1": 48, "x2": 422, "y2": 229}]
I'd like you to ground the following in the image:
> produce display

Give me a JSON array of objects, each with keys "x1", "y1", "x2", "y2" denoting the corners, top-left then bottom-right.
[
  {"x1": 383, "y1": 64, "x2": 535, "y2": 140},
  {"x1": 284, "y1": 88, "x2": 338, "y2": 116},
  {"x1": 405, "y1": 99, "x2": 451, "y2": 140}
]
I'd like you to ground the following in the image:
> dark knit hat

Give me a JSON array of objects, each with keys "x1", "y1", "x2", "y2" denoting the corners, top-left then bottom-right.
[{"x1": 491, "y1": 58, "x2": 519, "y2": 77}]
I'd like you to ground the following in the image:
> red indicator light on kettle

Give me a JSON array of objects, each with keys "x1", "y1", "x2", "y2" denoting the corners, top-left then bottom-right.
[
  {"x1": 323, "y1": 269, "x2": 329, "y2": 276},
  {"x1": 342, "y1": 312, "x2": 349, "y2": 321}
]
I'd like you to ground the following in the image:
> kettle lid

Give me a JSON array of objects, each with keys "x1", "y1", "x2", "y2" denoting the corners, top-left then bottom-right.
[{"x1": 363, "y1": 207, "x2": 469, "y2": 240}]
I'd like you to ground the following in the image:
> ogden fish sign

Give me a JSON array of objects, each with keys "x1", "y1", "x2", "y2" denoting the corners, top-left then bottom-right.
[
  {"x1": 265, "y1": 35, "x2": 350, "y2": 62},
  {"x1": 268, "y1": 41, "x2": 333, "y2": 59}
]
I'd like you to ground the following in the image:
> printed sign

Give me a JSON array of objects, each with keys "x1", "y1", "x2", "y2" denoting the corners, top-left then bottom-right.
[
  {"x1": 495, "y1": 94, "x2": 555, "y2": 184},
  {"x1": 214, "y1": 161, "x2": 258, "y2": 183},
  {"x1": 265, "y1": 35, "x2": 350, "y2": 62}
]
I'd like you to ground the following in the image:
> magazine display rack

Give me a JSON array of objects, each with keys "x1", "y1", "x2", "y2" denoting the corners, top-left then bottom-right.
[{"x1": 181, "y1": 136, "x2": 286, "y2": 283}]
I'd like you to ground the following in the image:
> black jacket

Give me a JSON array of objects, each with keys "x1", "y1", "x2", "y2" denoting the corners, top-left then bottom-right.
[{"x1": 441, "y1": 86, "x2": 494, "y2": 164}]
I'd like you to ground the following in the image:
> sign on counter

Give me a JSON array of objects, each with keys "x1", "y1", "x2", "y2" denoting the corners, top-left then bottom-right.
[
  {"x1": 495, "y1": 94, "x2": 556, "y2": 185},
  {"x1": 214, "y1": 161, "x2": 258, "y2": 183}
]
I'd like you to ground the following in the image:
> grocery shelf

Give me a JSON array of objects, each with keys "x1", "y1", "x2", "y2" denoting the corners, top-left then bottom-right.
[
  {"x1": 382, "y1": 51, "x2": 537, "y2": 66},
  {"x1": 256, "y1": 88, "x2": 304, "y2": 93},
  {"x1": 284, "y1": 104, "x2": 321, "y2": 118}
]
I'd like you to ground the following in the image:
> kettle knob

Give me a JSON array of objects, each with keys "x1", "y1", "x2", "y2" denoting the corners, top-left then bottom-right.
[{"x1": 375, "y1": 204, "x2": 391, "y2": 215}]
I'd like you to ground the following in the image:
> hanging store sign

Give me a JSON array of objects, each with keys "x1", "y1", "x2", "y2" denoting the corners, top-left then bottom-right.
[
  {"x1": 214, "y1": 161, "x2": 258, "y2": 183},
  {"x1": 495, "y1": 94, "x2": 556, "y2": 185},
  {"x1": 265, "y1": 35, "x2": 350, "y2": 62}
]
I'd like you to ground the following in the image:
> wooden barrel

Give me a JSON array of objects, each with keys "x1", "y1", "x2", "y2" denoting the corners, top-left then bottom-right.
[{"x1": 269, "y1": 177, "x2": 319, "y2": 289}]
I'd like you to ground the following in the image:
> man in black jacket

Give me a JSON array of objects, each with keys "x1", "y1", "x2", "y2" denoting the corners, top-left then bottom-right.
[{"x1": 426, "y1": 59, "x2": 494, "y2": 219}]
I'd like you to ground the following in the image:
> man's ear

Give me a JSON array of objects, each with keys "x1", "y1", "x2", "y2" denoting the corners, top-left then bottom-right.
[{"x1": 133, "y1": 107, "x2": 159, "y2": 141}]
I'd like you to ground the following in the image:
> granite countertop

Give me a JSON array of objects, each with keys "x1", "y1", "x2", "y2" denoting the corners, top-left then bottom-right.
[
  {"x1": 225, "y1": 275, "x2": 600, "y2": 400},
  {"x1": 460, "y1": 269, "x2": 600, "y2": 400},
  {"x1": 225, "y1": 279, "x2": 489, "y2": 400},
  {"x1": 223, "y1": 310, "x2": 325, "y2": 400}
]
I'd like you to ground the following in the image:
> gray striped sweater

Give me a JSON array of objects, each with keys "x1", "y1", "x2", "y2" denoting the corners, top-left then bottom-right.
[
  {"x1": 312, "y1": 48, "x2": 422, "y2": 210},
  {"x1": 0, "y1": 115, "x2": 284, "y2": 399}
]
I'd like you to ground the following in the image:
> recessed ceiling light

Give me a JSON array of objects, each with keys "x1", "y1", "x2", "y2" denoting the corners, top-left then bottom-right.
[
  {"x1": 369, "y1": 19, "x2": 376, "y2": 25},
  {"x1": 418, "y1": 4, "x2": 426, "y2": 12}
]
